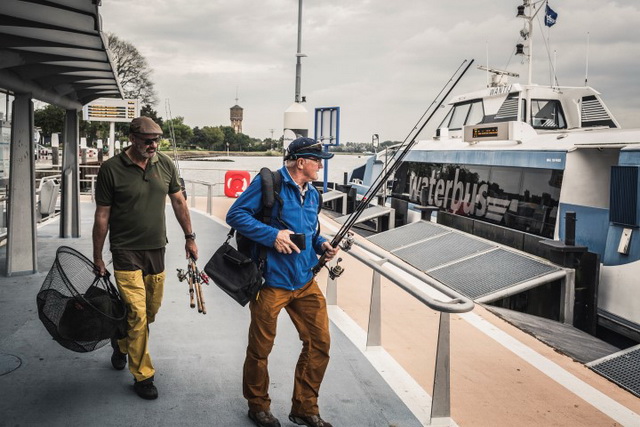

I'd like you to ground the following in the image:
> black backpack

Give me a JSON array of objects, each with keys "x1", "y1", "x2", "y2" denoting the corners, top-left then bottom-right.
[{"x1": 234, "y1": 167, "x2": 323, "y2": 269}]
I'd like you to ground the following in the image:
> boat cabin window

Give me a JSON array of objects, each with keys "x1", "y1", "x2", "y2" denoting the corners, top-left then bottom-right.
[
  {"x1": 439, "y1": 100, "x2": 484, "y2": 130},
  {"x1": 489, "y1": 93, "x2": 522, "y2": 122},
  {"x1": 581, "y1": 95, "x2": 618, "y2": 128},
  {"x1": 531, "y1": 99, "x2": 566, "y2": 129}
]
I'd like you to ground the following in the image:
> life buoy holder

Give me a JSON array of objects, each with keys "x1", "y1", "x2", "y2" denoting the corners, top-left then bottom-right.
[{"x1": 224, "y1": 170, "x2": 251, "y2": 198}]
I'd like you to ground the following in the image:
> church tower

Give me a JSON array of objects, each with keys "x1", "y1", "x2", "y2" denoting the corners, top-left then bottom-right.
[{"x1": 230, "y1": 93, "x2": 243, "y2": 134}]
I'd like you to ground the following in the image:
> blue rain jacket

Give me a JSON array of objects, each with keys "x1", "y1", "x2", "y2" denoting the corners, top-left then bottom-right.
[{"x1": 226, "y1": 166, "x2": 327, "y2": 290}]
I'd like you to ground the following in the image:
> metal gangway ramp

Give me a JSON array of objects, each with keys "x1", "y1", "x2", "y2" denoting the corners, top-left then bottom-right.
[{"x1": 365, "y1": 220, "x2": 572, "y2": 320}]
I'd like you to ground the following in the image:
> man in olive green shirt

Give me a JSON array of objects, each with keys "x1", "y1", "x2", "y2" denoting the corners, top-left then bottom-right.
[{"x1": 92, "y1": 116, "x2": 198, "y2": 400}]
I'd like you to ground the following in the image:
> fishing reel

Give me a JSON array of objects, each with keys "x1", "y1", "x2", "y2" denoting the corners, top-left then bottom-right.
[
  {"x1": 327, "y1": 257, "x2": 344, "y2": 280},
  {"x1": 176, "y1": 268, "x2": 188, "y2": 282},
  {"x1": 199, "y1": 271, "x2": 210, "y2": 285},
  {"x1": 340, "y1": 232, "x2": 355, "y2": 252}
]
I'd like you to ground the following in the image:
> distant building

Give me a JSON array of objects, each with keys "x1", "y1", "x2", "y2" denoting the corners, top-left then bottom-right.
[{"x1": 230, "y1": 103, "x2": 243, "y2": 134}]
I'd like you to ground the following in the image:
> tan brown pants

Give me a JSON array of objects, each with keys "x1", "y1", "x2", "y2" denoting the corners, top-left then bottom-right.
[{"x1": 243, "y1": 279, "x2": 330, "y2": 416}]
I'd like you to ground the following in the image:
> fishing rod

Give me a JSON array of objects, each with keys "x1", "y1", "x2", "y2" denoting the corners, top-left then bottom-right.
[
  {"x1": 165, "y1": 99, "x2": 188, "y2": 199},
  {"x1": 176, "y1": 257, "x2": 210, "y2": 314},
  {"x1": 312, "y1": 58, "x2": 475, "y2": 278}
]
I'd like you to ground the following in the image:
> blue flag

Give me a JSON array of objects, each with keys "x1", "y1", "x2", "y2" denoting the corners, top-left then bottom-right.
[{"x1": 545, "y1": 5, "x2": 558, "y2": 27}]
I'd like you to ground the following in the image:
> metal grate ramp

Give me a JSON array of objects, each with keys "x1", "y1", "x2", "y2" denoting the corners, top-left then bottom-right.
[
  {"x1": 366, "y1": 220, "x2": 561, "y2": 301},
  {"x1": 429, "y1": 248, "x2": 560, "y2": 299},
  {"x1": 368, "y1": 221, "x2": 448, "y2": 251},
  {"x1": 588, "y1": 344, "x2": 640, "y2": 398},
  {"x1": 394, "y1": 232, "x2": 494, "y2": 271}
]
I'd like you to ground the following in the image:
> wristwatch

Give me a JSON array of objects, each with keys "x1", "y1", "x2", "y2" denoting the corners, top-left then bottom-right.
[{"x1": 185, "y1": 232, "x2": 196, "y2": 240}]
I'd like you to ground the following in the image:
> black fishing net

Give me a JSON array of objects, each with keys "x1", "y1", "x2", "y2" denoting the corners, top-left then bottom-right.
[{"x1": 37, "y1": 246, "x2": 127, "y2": 353}]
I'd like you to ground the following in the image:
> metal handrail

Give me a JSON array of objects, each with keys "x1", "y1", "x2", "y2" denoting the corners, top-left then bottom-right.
[
  {"x1": 347, "y1": 244, "x2": 474, "y2": 313},
  {"x1": 182, "y1": 179, "x2": 220, "y2": 216},
  {"x1": 353, "y1": 238, "x2": 475, "y2": 310},
  {"x1": 323, "y1": 230, "x2": 473, "y2": 426}
]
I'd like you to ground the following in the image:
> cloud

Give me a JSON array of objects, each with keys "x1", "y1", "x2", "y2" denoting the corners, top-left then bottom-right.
[{"x1": 100, "y1": 0, "x2": 640, "y2": 142}]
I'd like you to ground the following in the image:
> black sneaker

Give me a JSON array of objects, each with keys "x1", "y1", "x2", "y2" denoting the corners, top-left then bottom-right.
[
  {"x1": 288, "y1": 414, "x2": 332, "y2": 427},
  {"x1": 133, "y1": 378, "x2": 158, "y2": 400},
  {"x1": 110, "y1": 338, "x2": 126, "y2": 370},
  {"x1": 248, "y1": 410, "x2": 281, "y2": 427}
]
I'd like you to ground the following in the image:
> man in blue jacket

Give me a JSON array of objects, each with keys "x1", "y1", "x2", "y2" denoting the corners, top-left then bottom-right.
[{"x1": 227, "y1": 137, "x2": 339, "y2": 427}]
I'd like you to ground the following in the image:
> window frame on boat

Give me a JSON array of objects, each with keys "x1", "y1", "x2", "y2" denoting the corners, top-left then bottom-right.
[
  {"x1": 530, "y1": 99, "x2": 567, "y2": 130},
  {"x1": 440, "y1": 93, "x2": 570, "y2": 132},
  {"x1": 439, "y1": 99, "x2": 485, "y2": 131}
]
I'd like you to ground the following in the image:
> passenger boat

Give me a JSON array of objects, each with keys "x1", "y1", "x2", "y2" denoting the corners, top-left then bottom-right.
[{"x1": 348, "y1": 1, "x2": 640, "y2": 347}]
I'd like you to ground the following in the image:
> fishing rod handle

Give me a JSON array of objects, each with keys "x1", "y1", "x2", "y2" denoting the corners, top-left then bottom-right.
[
  {"x1": 188, "y1": 276, "x2": 196, "y2": 308},
  {"x1": 195, "y1": 281, "x2": 204, "y2": 313}
]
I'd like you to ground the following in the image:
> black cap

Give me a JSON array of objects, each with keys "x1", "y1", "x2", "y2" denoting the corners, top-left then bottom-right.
[{"x1": 285, "y1": 137, "x2": 334, "y2": 160}]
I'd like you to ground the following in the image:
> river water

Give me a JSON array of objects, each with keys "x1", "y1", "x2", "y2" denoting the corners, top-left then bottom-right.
[{"x1": 178, "y1": 154, "x2": 370, "y2": 196}]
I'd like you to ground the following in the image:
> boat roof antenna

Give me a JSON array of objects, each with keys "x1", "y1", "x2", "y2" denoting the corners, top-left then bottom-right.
[
  {"x1": 477, "y1": 65, "x2": 520, "y2": 87},
  {"x1": 584, "y1": 32, "x2": 590, "y2": 87}
]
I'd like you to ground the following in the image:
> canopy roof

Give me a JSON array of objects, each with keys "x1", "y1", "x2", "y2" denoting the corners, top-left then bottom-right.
[{"x1": 0, "y1": 0, "x2": 122, "y2": 109}]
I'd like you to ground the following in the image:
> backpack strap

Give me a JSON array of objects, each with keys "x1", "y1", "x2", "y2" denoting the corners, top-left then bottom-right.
[
  {"x1": 259, "y1": 168, "x2": 275, "y2": 222},
  {"x1": 272, "y1": 169, "x2": 283, "y2": 223},
  {"x1": 257, "y1": 168, "x2": 283, "y2": 267}
]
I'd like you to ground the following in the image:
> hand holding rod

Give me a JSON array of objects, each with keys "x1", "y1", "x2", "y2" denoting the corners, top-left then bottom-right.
[{"x1": 312, "y1": 59, "x2": 475, "y2": 277}]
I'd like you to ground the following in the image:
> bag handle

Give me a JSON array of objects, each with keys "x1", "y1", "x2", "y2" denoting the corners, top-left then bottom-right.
[{"x1": 226, "y1": 228, "x2": 236, "y2": 243}]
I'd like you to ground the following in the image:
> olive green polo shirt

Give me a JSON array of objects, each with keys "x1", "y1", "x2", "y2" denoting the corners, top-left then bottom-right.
[{"x1": 95, "y1": 148, "x2": 181, "y2": 250}]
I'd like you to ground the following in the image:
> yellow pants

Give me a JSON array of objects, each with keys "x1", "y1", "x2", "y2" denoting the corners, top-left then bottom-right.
[{"x1": 113, "y1": 270, "x2": 165, "y2": 382}]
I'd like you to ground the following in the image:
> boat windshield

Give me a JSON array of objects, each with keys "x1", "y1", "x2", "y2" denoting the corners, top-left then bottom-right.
[
  {"x1": 440, "y1": 94, "x2": 568, "y2": 130},
  {"x1": 439, "y1": 99, "x2": 484, "y2": 130},
  {"x1": 531, "y1": 99, "x2": 566, "y2": 129}
]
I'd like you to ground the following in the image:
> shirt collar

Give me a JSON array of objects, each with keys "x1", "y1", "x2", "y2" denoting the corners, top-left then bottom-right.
[{"x1": 282, "y1": 165, "x2": 308, "y2": 196}]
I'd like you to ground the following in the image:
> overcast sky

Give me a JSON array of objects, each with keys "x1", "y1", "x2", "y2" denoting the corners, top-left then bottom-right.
[{"x1": 100, "y1": 0, "x2": 640, "y2": 143}]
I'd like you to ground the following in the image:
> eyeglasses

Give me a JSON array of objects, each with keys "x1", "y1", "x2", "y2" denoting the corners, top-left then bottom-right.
[
  {"x1": 134, "y1": 134, "x2": 160, "y2": 145},
  {"x1": 303, "y1": 157, "x2": 322, "y2": 165}
]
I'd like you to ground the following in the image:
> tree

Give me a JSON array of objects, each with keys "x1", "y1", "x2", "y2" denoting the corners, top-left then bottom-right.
[
  {"x1": 34, "y1": 104, "x2": 65, "y2": 137},
  {"x1": 140, "y1": 105, "x2": 163, "y2": 128},
  {"x1": 80, "y1": 120, "x2": 110, "y2": 146},
  {"x1": 162, "y1": 116, "x2": 193, "y2": 148},
  {"x1": 107, "y1": 33, "x2": 158, "y2": 108},
  {"x1": 201, "y1": 126, "x2": 225, "y2": 150}
]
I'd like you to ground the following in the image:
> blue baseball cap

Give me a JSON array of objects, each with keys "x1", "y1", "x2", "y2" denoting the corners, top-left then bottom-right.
[{"x1": 285, "y1": 137, "x2": 334, "y2": 160}]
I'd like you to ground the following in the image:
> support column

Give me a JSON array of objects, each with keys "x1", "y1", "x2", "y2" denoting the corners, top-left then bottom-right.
[
  {"x1": 6, "y1": 94, "x2": 36, "y2": 276},
  {"x1": 108, "y1": 121, "x2": 115, "y2": 158},
  {"x1": 60, "y1": 109, "x2": 80, "y2": 238},
  {"x1": 430, "y1": 312, "x2": 452, "y2": 425}
]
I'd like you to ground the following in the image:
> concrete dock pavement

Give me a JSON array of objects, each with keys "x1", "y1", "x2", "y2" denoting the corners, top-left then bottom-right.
[{"x1": 0, "y1": 200, "x2": 421, "y2": 426}]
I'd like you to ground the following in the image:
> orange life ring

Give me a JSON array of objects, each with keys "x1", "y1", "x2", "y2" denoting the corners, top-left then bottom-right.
[{"x1": 224, "y1": 170, "x2": 251, "y2": 198}]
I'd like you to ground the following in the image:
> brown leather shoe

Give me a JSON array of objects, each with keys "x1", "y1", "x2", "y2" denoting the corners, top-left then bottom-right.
[
  {"x1": 288, "y1": 414, "x2": 333, "y2": 427},
  {"x1": 248, "y1": 410, "x2": 281, "y2": 427}
]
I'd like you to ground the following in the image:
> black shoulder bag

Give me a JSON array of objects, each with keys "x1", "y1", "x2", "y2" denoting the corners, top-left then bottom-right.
[
  {"x1": 204, "y1": 229, "x2": 264, "y2": 307},
  {"x1": 204, "y1": 169, "x2": 279, "y2": 306}
]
